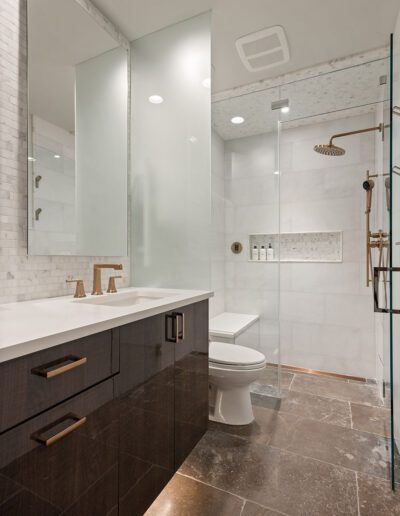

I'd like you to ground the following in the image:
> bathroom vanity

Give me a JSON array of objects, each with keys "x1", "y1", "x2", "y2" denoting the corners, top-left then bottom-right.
[{"x1": 0, "y1": 288, "x2": 210, "y2": 515}]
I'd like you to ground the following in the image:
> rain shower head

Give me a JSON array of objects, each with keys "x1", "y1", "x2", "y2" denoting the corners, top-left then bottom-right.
[
  {"x1": 314, "y1": 124, "x2": 385, "y2": 157},
  {"x1": 314, "y1": 143, "x2": 345, "y2": 156}
]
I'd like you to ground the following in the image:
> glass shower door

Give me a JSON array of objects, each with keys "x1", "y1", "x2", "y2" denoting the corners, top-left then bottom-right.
[{"x1": 390, "y1": 30, "x2": 400, "y2": 489}]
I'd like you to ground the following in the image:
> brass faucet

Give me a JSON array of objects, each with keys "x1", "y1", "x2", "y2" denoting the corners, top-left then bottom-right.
[
  {"x1": 92, "y1": 264, "x2": 123, "y2": 295},
  {"x1": 66, "y1": 278, "x2": 86, "y2": 298}
]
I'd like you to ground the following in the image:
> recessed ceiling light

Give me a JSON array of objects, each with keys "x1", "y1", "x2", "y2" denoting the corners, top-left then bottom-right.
[
  {"x1": 54, "y1": 154, "x2": 61, "y2": 159},
  {"x1": 149, "y1": 95, "x2": 164, "y2": 104},
  {"x1": 188, "y1": 136, "x2": 198, "y2": 143},
  {"x1": 281, "y1": 106, "x2": 290, "y2": 114},
  {"x1": 202, "y1": 77, "x2": 211, "y2": 88},
  {"x1": 231, "y1": 116, "x2": 244, "y2": 124},
  {"x1": 28, "y1": 156, "x2": 36, "y2": 162},
  {"x1": 274, "y1": 170, "x2": 280, "y2": 175}
]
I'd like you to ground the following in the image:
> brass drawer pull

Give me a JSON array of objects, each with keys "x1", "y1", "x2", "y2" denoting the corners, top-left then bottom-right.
[
  {"x1": 31, "y1": 355, "x2": 87, "y2": 379},
  {"x1": 173, "y1": 312, "x2": 185, "y2": 341},
  {"x1": 31, "y1": 413, "x2": 87, "y2": 446}
]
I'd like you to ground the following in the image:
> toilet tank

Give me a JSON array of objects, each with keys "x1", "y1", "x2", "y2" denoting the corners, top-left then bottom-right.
[{"x1": 209, "y1": 312, "x2": 260, "y2": 349}]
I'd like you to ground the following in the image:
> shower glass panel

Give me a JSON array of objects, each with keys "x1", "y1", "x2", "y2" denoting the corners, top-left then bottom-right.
[
  {"x1": 390, "y1": 28, "x2": 400, "y2": 488},
  {"x1": 211, "y1": 89, "x2": 281, "y2": 393},
  {"x1": 278, "y1": 56, "x2": 394, "y2": 479}
]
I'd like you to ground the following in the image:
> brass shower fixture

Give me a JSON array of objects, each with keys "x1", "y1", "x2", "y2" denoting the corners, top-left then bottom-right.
[
  {"x1": 314, "y1": 123, "x2": 386, "y2": 156},
  {"x1": 364, "y1": 170, "x2": 389, "y2": 306}
]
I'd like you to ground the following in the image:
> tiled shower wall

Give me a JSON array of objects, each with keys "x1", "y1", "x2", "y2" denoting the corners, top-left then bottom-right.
[
  {"x1": 213, "y1": 113, "x2": 378, "y2": 378},
  {"x1": 0, "y1": 0, "x2": 130, "y2": 304},
  {"x1": 279, "y1": 113, "x2": 376, "y2": 379},
  {"x1": 224, "y1": 132, "x2": 280, "y2": 362}
]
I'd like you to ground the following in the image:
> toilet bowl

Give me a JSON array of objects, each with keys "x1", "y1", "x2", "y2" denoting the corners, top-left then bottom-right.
[{"x1": 209, "y1": 341, "x2": 266, "y2": 426}]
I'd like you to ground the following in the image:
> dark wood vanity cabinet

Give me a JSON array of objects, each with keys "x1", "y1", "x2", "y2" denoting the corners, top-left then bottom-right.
[{"x1": 0, "y1": 300, "x2": 209, "y2": 516}]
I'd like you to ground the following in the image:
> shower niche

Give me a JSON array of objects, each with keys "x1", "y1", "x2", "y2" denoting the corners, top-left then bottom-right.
[{"x1": 249, "y1": 231, "x2": 342, "y2": 263}]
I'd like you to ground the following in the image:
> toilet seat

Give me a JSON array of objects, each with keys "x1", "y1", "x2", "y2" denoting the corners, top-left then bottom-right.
[{"x1": 209, "y1": 341, "x2": 266, "y2": 370}]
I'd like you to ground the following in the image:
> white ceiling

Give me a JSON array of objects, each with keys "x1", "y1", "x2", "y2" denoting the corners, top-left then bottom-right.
[{"x1": 92, "y1": 0, "x2": 400, "y2": 93}]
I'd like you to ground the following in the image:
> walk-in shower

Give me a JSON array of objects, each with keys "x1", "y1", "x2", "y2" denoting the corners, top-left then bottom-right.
[{"x1": 211, "y1": 49, "x2": 400, "y2": 484}]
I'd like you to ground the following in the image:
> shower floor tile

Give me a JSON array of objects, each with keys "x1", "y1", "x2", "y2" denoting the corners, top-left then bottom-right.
[
  {"x1": 350, "y1": 403, "x2": 391, "y2": 437},
  {"x1": 290, "y1": 373, "x2": 383, "y2": 406},
  {"x1": 357, "y1": 473, "x2": 400, "y2": 515}
]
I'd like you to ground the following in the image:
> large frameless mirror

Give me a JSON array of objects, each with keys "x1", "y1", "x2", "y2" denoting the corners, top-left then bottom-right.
[{"x1": 27, "y1": 0, "x2": 128, "y2": 256}]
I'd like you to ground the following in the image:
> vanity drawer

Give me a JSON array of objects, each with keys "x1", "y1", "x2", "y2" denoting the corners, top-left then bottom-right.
[
  {"x1": 0, "y1": 378, "x2": 119, "y2": 514},
  {"x1": 0, "y1": 330, "x2": 117, "y2": 432}
]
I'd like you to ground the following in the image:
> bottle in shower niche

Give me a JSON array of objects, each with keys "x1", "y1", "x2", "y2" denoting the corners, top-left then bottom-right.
[
  {"x1": 252, "y1": 245, "x2": 259, "y2": 261},
  {"x1": 260, "y1": 245, "x2": 267, "y2": 261},
  {"x1": 267, "y1": 243, "x2": 274, "y2": 261}
]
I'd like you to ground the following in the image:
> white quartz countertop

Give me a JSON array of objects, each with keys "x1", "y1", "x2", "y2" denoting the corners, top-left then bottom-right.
[{"x1": 0, "y1": 287, "x2": 213, "y2": 363}]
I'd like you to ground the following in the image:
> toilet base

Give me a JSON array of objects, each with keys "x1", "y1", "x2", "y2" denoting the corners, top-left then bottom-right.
[{"x1": 209, "y1": 383, "x2": 255, "y2": 426}]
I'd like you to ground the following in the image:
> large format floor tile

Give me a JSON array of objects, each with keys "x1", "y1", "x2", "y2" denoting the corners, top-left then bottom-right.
[
  {"x1": 211, "y1": 405, "x2": 391, "y2": 479},
  {"x1": 179, "y1": 430, "x2": 358, "y2": 515},
  {"x1": 150, "y1": 370, "x2": 395, "y2": 515},
  {"x1": 350, "y1": 403, "x2": 391, "y2": 437},
  {"x1": 145, "y1": 473, "x2": 244, "y2": 516},
  {"x1": 357, "y1": 473, "x2": 400, "y2": 515},
  {"x1": 242, "y1": 500, "x2": 289, "y2": 516},
  {"x1": 252, "y1": 388, "x2": 352, "y2": 427},
  {"x1": 270, "y1": 416, "x2": 390, "y2": 480},
  {"x1": 290, "y1": 374, "x2": 383, "y2": 406}
]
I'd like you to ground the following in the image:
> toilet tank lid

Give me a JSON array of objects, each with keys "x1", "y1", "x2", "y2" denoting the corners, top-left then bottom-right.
[
  {"x1": 209, "y1": 312, "x2": 259, "y2": 339},
  {"x1": 209, "y1": 341, "x2": 266, "y2": 366}
]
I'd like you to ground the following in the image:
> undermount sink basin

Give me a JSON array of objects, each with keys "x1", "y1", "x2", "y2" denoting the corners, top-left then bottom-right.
[{"x1": 76, "y1": 290, "x2": 172, "y2": 307}]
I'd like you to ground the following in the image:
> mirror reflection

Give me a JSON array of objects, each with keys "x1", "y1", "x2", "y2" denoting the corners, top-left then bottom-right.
[{"x1": 27, "y1": 0, "x2": 128, "y2": 256}]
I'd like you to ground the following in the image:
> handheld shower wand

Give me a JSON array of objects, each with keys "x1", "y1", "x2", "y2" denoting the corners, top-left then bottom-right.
[
  {"x1": 385, "y1": 177, "x2": 390, "y2": 212},
  {"x1": 363, "y1": 179, "x2": 375, "y2": 214}
]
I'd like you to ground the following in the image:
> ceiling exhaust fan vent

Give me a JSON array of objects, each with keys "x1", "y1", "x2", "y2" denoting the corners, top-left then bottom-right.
[{"x1": 236, "y1": 26, "x2": 290, "y2": 72}]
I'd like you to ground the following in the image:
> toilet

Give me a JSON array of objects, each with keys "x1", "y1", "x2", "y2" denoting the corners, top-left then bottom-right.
[{"x1": 209, "y1": 341, "x2": 266, "y2": 425}]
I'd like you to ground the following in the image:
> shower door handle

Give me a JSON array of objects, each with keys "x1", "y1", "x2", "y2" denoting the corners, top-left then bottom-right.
[{"x1": 373, "y1": 266, "x2": 400, "y2": 314}]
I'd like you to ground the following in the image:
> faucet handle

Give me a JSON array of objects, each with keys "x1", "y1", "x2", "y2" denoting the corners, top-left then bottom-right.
[
  {"x1": 107, "y1": 275, "x2": 122, "y2": 294},
  {"x1": 66, "y1": 278, "x2": 86, "y2": 298}
]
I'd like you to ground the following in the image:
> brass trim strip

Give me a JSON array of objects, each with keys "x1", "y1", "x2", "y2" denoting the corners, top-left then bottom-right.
[
  {"x1": 31, "y1": 413, "x2": 87, "y2": 446},
  {"x1": 267, "y1": 362, "x2": 369, "y2": 383},
  {"x1": 31, "y1": 355, "x2": 87, "y2": 379}
]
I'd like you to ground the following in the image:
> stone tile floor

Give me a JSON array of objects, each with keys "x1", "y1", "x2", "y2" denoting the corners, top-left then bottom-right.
[{"x1": 146, "y1": 368, "x2": 400, "y2": 515}]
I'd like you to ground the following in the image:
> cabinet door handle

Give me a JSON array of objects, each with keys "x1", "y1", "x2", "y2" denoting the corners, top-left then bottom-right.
[
  {"x1": 165, "y1": 313, "x2": 185, "y2": 342},
  {"x1": 166, "y1": 314, "x2": 178, "y2": 342},
  {"x1": 31, "y1": 355, "x2": 87, "y2": 379},
  {"x1": 31, "y1": 413, "x2": 86, "y2": 446},
  {"x1": 173, "y1": 312, "x2": 185, "y2": 341}
]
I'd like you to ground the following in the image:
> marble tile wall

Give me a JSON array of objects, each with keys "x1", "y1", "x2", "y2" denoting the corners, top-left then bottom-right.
[
  {"x1": 224, "y1": 132, "x2": 280, "y2": 361},
  {"x1": 280, "y1": 113, "x2": 376, "y2": 378},
  {"x1": 218, "y1": 113, "x2": 377, "y2": 378},
  {"x1": 0, "y1": 0, "x2": 130, "y2": 304}
]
